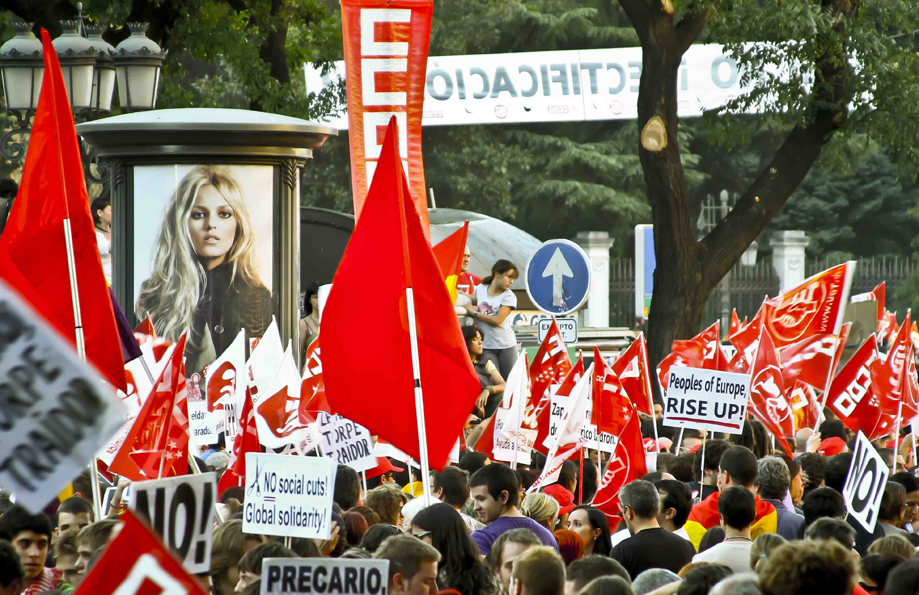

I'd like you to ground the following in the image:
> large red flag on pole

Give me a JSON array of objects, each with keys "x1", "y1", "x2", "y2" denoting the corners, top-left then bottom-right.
[
  {"x1": 0, "y1": 30, "x2": 126, "y2": 392},
  {"x1": 322, "y1": 118, "x2": 481, "y2": 479},
  {"x1": 526, "y1": 318, "x2": 573, "y2": 453},
  {"x1": 432, "y1": 221, "x2": 470, "y2": 302}
]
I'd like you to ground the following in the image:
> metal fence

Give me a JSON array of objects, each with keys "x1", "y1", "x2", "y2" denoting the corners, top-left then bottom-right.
[{"x1": 609, "y1": 254, "x2": 919, "y2": 329}]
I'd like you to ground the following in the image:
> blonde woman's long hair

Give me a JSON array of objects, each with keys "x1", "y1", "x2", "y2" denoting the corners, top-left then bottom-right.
[{"x1": 136, "y1": 165, "x2": 264, "y2": 343}]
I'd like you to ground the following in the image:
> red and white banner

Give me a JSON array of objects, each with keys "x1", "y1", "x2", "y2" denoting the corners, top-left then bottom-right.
[{"x1": 341, "y1": 0, "x2": 432, "y2": 234}]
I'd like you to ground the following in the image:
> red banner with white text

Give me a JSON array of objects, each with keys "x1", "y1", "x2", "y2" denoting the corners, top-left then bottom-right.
[{"x1": 341, "y1": 0, "x2": 432, "y2": 236}]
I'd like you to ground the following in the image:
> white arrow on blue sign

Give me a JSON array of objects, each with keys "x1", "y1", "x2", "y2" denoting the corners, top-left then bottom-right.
[{"x1": 524, "y1": 240, "x2": 591, "y2": 316}]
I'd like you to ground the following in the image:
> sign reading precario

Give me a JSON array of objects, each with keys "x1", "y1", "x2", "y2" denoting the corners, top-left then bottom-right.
[
  {"x1": 261, "y1": 558, "x2": 389, "y2": 595},
  {"x1": 244, "y1": 453, "x2": 337, "y2": 539},
  {"x1": 663, "y1": 367, "x2": 750, "y2": 435}
]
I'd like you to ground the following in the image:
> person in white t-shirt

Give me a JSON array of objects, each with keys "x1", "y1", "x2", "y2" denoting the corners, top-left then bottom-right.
[{"x1": 464, "y1": 259, "x2": 519, "y2": 380}]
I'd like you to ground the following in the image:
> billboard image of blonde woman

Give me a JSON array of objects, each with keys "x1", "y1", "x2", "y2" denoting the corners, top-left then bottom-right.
[{"x1": 135, "y1": 164, "x2": 274, "y2": 372}]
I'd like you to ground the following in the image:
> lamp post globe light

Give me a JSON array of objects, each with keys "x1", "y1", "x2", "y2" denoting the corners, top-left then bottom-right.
[
  {"x1": 0, "y1": 21, "x2": 43, "y2": 162},
  {"x1": 85, "y1": 25, "x2": 116, "y2": 116},
  {"x1": 52, "y1": 20, "x2": 97, "y2": 113},
  {"x1": 112, "y1": 23, "x2": 166, "y2": 112}
]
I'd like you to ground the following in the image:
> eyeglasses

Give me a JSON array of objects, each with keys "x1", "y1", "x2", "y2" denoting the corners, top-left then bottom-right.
[
  {"x1": 859, "y1": 582, "x2": 880, "y2": 592},
  {"x1": 414, "y1": 531, "x2": 432, "y2": 540}
]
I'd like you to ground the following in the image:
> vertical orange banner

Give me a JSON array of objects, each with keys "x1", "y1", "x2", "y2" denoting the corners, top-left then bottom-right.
[{"x1": 341, "y1": 0, "x2": 432, "y2": 237}]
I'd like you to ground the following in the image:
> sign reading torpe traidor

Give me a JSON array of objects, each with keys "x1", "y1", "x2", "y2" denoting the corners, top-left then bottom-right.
[
  {"x1": 243, "y1": 453, "x2": 337, "y2": 539},
  {"x1": 261, "y1": 558, "x2": 390, "y2": 595},
  {"x1": 663, "y1": 367, "x2": 750, "y2": 435}
]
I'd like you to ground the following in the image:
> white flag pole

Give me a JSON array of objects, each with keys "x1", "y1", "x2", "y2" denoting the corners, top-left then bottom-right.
[
  {"x1": 512, "y1": 350, "x2": 527, "y2": 471},
  {"x1": 893, "y1": 401, "x2": 904, "y2": 475},
  {"x1": 405, "y1": 288, "x2": 433, "y2": 503}
]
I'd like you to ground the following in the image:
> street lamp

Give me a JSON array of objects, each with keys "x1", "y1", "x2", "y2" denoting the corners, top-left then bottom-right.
[
  {"x1": 741, "y1": 240, "x2": 759, "y2": 267},
  {"x1": 0, "y1": 22, "x2": 43, "y2": 162},
  {"x1": 52, "y1": 20, "x2": 97, "y2": 113},
  {"x1": 86, "y1": 26, "x2": 116, "y2": 116},
  {"x1": 112, "y1": 23, "x2": 166, "y2": 112}
]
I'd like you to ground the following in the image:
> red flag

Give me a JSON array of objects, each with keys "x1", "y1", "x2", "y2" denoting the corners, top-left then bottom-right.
[
  {"x1": 762, "y1": 262, "x2": 854, "y2": 348},
  {"x1": 748, "y1": 330, "x2": 795, "y2": 455},
  {"x1": 219, "y1": 387, "x2": 260, "y2": 496},
  {"x1": 658, "y1": 322, "x2": 723, "y2": 389},
  {"x1": 779, "y1": 333, "x2": 839, "y2": 390},
  {"x1": 321, "y1": 118, "x2": 481, "y2": 470},
  {"x1": 109, "y1": 334, "x2": 188, "y2": 481},
  {"x1": 730, "y1": 309, "x2": 741, "y2": 336},
  {"x1": 592, "y1": 347, "x2": 634, "y2": 437},
  {"x1": 0, "y1": 30, "x2": 126, "y2": 391},
  {"x1": 432, "y1": 221, "x2": 469, "y2": 302},
  {"x1": 874, "y1": 311, "x2": 915, "y2": 419},
  {"x1": 135, "y1": 315, "x2": 156, "y2": 338},
  {"x1": 525, "y1": 319, "x2": 573, "y2": 453},
  {"x1": 75, "y1": 510, "x2": 207, "y2": 595},
  {"x1": 592, "y1": 412, "x2": 647, "y2": 524},
  {"x1": 788, "y1": 380, "x2": 821, "y2": 433},
  {"x1": 611, "y1": 333, "x2": 655, "y2": 416},
  {"x1": 826, "y1": 336, "x2": 884, "y2": 437},
  {"x1": 299, "y1": 337, "x2": 332, "y2": 423}
]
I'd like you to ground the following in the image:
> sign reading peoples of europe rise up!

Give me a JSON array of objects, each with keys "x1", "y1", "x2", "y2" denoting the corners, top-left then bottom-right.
[{"x1": 663, "y1": 367, "x2": 750, "y2": 435}]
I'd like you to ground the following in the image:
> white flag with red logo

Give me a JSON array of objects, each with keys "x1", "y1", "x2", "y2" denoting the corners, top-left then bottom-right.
[
  {"x1": 762, "y1": 262, "x2": 855, "y2": 348},
  {"x1": 254, "y1": 345, "x2": 319, "y2": 453},
  {"x1": 246, "y1": 318, "x2": 283, "y2": 408},
  {"x1": 526, "y1": 318, "x2": 572, "y2": 453},
  {"x1": 611, "y1": 333, "x2": 655, "y2": 416}
]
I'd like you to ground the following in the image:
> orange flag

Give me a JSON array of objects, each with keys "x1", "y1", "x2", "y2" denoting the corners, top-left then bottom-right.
[
  {"x1": 432, "y1": 221, "x2": 470, "y2": 302},
  {"x1": 321, "y1": 117, "x2": 481, "y2": 469},
  {"x1": 0, "y1": 30, "x2": 126, "y2": 391}
]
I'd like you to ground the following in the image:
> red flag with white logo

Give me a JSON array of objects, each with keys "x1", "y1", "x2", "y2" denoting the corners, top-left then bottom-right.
[
  {"x1": 779, "y1": 333, "x2": 839, "y2": 391},
  {"x1": 874, "y1": 311, "x2": 916, "y2": 419},
  {"x1": 75, "y1": 510, "x2": 207, "y2": 595},
  {"x1": 592, "y1": 411, "x2": 647, "y2": 525},
  {"x1": 826, "y1": 335, "x2": 884, "y2": 437},
  {"x1": 730, "y1": 309, "x2": 742, "y2": 337},
  {"x1": 592, "y1": 347, "x2": 634, "y2": 437},
  {"x1": 299, "y1": 337, "x2": 332, "y2": 423},
  {"x1": 526, "y1": 318, "x2": 573, "y2": 453},
  {"x1": 658, "y1": 322, "x2": 724, "y2": 389},
  {"x1": 762, "y1": 262, "x2": 855, "y2": 348},
  {"x1": 611, "y1": 333, "x2": 655, "y2": 416},
  {"x1": 749, "y1": 329, "x2": 795, "y2": 454},
  {"x1": 219, "y1": 387, "x2": 260, "y2": 496}
]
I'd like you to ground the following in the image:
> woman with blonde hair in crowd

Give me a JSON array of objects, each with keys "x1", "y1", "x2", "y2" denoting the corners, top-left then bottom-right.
[
  {"x1": 750, "y1": 533, "x2": 786, "y2": 573},
  {"x1": 136, "y1": 165, "x2": 272, "y2": 371},
  {"x1": 521, "y1": 492, "x2": 560, "y2": 533}
]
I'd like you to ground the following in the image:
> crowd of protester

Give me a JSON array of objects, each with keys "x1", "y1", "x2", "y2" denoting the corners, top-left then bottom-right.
[{"x1": 2, "y1": 408, "x2": 919, "y2": 595}]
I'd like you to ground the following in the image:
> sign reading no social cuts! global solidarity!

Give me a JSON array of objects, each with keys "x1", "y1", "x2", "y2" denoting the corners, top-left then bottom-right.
[
  {"x1": 261, "y1": 558, "x2": 390, "y2": 595},
  {"x1": 129, "y1": 472, "x2": 217, "y2": 574},
  {"x1": 0, "y1": 279, "x2": 124, "y2": 511},
  {"x1": 843, "y1": 431, "x2": 889, "y2": 533},
  {"x1": 663, "y1": 367, "x2": 750, "y2": 435},
  {"x1": 318, "y1": 412, "x2": 377, "y2": 472},
  {"x1": 244, "y1": 453, "x2": 337, "y2": 539}
]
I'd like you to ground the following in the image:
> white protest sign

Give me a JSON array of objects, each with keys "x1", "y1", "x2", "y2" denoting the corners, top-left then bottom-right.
[
  {"x1": 843, "y1": 431, "x2": 889, "y2": 533},
  {"x1": 187, "y1": 371, "x2": 223, "y2": 448},
  {"x1": 129, "y1": 472, "x2": 217, "y2": 574},
  {"x1": 0, "y1": 281, "x2": 125, "y2": 511},
  {"x1": 243, "y1": 453, "x2": 337, "y2": 539},
  {"x1": 493, "y1": 408, "x2": 536, "y2": 465},
  {"x1": 317, "y1": 413, "x2": 376, "y2": 472},
  {"x1": 546, "y1": 394, "x2": 616, "y2": 453},
  {"x1": 261, "y1": 558, "x2": 389, "y2": 595},
  {"x1": 663, "y1": 367, "x2": 750, "y2": 435}
]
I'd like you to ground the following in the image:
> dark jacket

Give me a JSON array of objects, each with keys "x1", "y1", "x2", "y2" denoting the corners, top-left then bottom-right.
[{"x1": 763, "y1": 498, "x2": 805, "y2": 541}]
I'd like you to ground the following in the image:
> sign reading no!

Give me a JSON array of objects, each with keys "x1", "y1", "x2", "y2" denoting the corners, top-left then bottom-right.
[{"x1": 663, "y1": 367, "x2": 750, "y2": 435}]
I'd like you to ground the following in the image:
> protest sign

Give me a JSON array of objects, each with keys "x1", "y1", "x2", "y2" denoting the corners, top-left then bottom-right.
[
  {"x1": 0, "y1": 279, "x2": 125, "y2": 511},
  {"x1": 188, "y1": 371, "x2": 224, "y2": 447},
  {"x1": 843, "y1": 431, "x2": 889, "y2": 533},
  {"x1": 317, "y1": 412, "x2": 376, "y2": 472},
  {"x1": 546, "y1": 394, "x2": 616, "y2": 452},
  {"x1": 261, "y1": 558, "x2": 390, "y2": 595},
  {"x1": 663, "y1": 367, "x2": 750, "y2": 434},
  {"x1": 129, "y1": 472, "x2": 217, "y2": 574},
  {"x1": 493, "y1": 408, "x2": 537, "y2": 465},
  {"x1": 243, "y1": 453, "x2": 337, "y2": 539}
]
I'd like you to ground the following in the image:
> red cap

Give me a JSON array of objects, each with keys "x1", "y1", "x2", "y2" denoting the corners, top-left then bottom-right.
[
  {"x1": 542, "y1": 483, "x2": 576, "y2": 515},
  {"x1": 364, "y1": 457, "x2": 405, "y2": 480},
  {"x1": 818, "y1": 437, "x2": 847, "y2": 457}
]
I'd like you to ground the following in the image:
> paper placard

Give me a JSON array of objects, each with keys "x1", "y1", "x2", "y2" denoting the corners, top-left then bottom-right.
[
  {"x1": 243, "y1": 453, "x2": 337, "y2": 539},
  {"x1": 663, "y1": 367, "x2": 750, "y2": 435},
  {"x1": 317, "y1": 413, "x2": 376, "y2": 472},
  {"x1": 130, "y1": 473, "x2": 217, "y2": 574},
  {"x1": 493, "y1": 408, "x2": 537, "y2": 465},
  {"x1": 843, "y1": 431, "x2": 889, "y2": 533},
  {"x1": 261, "y1": 558, "x2": 389, "y2": 595},
  {"x1": 0, "y1": 280, "x2": 125, "y2": 510},
  {"x1": 546, "y1": 394, "x2": 616, "y2": 453}
]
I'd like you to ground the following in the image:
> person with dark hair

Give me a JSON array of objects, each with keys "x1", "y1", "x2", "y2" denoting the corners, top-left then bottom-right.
[
  {"x1": 564, "y1": 555, "x2": 631, "y2": 595},
  {"x1": 878, "y1": 481, "x2": 908, "y2": 536},
  {"x1": 342, "y1": 511, "x2": 369, "y2": 547},
  {"x1": 361, "y1": 524, "x2": 401, "y2": 553},
  {"x1": 889, "y1": 471, "x2": 919, "y2": 530},
  {"x1": 459, "y1": 451, "x2": 490, "y2": 476},
  {"x1": 859, "y1": 554, "x2": 902, "y2": 594},
  {"x1": 236, "y1": 542, "x2": 296, "y2": 593},
  {"x1": 691, "y1": 487, "x2": 756, "y2": 572},
  {"x1": 512, "y1": 546, "x2": 566, "y2": 595},
  {"x1": 209, "y1": 519, "x2": 265, "y2": 595},
  {"x1": 691, "y1": 439, "x2": 730, "y2": 502},
  {"x1": 756, "y1": 456, "x2": 805, "y2": 540},
  {"x1": 54, "y1": 527, "x2": 81, "y2": 589},
  {"x1": 819, "y1": 419, "x2": 848, "y2": 442},
  {"x1": 74, "y1": 518, "x2": 118, "y2": 581},
  {"x1": 577, "y1": 458, "x2": 599, "y2": 505},
  {"x1": 800, "y1": 487, "x2": 847, "y2": 537},
  {"x1": 567, "y1": 505, "x2": 612, "y2": 557},
  {"x1": 823, "y1": 453, "x2": 853, "y2": 492},
  {"x1": 684, "y1": 446, "x2": 777, "y2": 550},
  {"x1": 668, "y1": 453, "x2": 696, "y2": 483},
  {"x1": 464, "y1": 260, "x2": 520, "y2": 379},
  {"x1": 759, "y1": 539, "x2": 857, "y2": 595},
  {"x1": 469, "y1": 463, "x2": 557, "y2": 555},
  {"x1": 676, "y1": 563, "x2": 732, "y2": 595},
  {"x1": 796, "y1": 452, "x2": 825, "y2": 500},
  {"x1": 779, "y1": 454, "x2": 804, "y2": 507},
  {"x1": 91, "y1": 195, "x2": 112, "y2": 281},
  {"x1": 412, "y1": 503, "x2": 494, "y2": 595},
  {"x1": 431, "y1": 463, "x2": 478, "y2": 529},
  {"x1": 463, "y1": 325, "x2": 506, "y2": 418},
  {"x1": 655, "y1": 479, "x2": 692, "y2": 541},
  {"x1": 373, "y1": 534, "x2": 441, "y2": 595},
  {"x1": 488, "y1": 528, "x2": 542, "y2": 594},
  {"x1": 0, "y1": 505, "x2": 61, "y2": 593},
  {"x1": 54, "y1": 496, "x2": 94, "y2": 540},
  {"x1": 299, "y1": 282, "x2": 321, "y2": 367},
  {"x1": 804, "y1": 517, "x2": 856, "y2": 549},
  {"x1": 334, "y1": 464, "x2": 362, "y2": 511},
  {"x1": 611, "y1": 480, "x2": 695, "y2": 579},
  {"x1": 885, "y1": 559, "x2": 919, "y2": 595},
  {"x1": 0, "y1": 539, "x2": 22, "y2": 595}
]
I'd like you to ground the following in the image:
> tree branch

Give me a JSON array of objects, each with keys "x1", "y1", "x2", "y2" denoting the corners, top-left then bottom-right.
[
  {"x1": 617, "y1": 0, "x2": 652, "y2": 35},
  {"x1": 673, "y1": 2, "x2": 718, "y2": 56}
]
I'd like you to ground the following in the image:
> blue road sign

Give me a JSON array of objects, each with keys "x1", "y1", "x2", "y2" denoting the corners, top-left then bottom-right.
[{"x1": 524, "y1": 239, "x2": 591, "y2": 316}]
